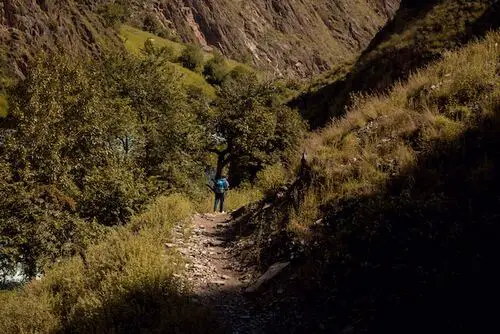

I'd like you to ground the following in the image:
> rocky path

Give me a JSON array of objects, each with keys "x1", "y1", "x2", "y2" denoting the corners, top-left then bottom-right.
[{"x1": 171, "y1": 213, "x2": 272, "y2": 334}]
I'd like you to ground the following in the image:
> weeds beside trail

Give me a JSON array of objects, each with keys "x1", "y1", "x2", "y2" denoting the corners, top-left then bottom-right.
[{"x1": 0, "y1": 194, "x2": 219, "y2": 334}]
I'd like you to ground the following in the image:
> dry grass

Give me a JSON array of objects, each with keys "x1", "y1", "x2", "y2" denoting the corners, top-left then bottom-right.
[{"x1": 294, "y1": 31, "x2": 500, "y2": 232}]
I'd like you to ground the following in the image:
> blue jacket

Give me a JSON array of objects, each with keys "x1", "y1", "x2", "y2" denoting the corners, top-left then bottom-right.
[{"x1": 215, "y1": 178, "x2": 229, "y2": 193}]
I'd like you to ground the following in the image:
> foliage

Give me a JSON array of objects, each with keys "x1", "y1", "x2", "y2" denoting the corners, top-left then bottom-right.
[
  {"x1": 0, "y1": 48, "x2": 215, "y2": 275},
  {"x1": 203, "y1": 51, "x2": 230, "y2": 85},
  {"x1": 255, "y1": 163, "x2": 288, "y2": 195},
  {"x1": 0, "y1": 94, "x2": 7, "y2": 117},
  {"x1": 119, "y1": 25, "x2": 216, "y2": 98},
  {"x1": 210, "y1": 72, "x2": 307, "y2": 184},
  {"x1": 142, "y1": 12, "x2": 177, "y2": 40},
  {"x1": 79, "y1": 165, "x2": 148, "y2": 226},
  {"x1": 98, "y1": 1, "x2": 129, "y2": 28},
  {"x1": 178, "y1": 44, "x2": 205, "y2": 72},
  {"x1": 0, "y1": 194, "x2": 218, "y2": 333},
  {"x1": 141, "y1": 38, "x2": 175, "y2": 62}
]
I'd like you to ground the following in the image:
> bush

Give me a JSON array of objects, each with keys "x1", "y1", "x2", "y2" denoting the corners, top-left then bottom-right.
[
  {"x1": 0, "y1": 288, "x2": 59, "y2": 333},
  {"x1": 178, "y1": 44, "x2": 205, "y2": 72},
  {"x1": 203, "y1": 52, "x2": 230, "y2": 85},
  {"x1": 99, "y1": 2, "x2": 129, "y2": 27},
  {"x1": 141, "y1": 38, "x2": 175, "y2": 61},
  {"x1": 129, "y1": 193, "x2": 194, "y2": 233},
  {"x1": 79, "y1": 166, "x2": 148, "y2": 226}
]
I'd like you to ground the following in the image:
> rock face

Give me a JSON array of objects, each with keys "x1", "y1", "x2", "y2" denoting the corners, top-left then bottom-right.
[
  {"x1": 134, "y1": 0, "x2": 401, "y2": 77},
  {"x1": 0, "y1": 0, "x2": 400, "y2": 78},
  {"x1": 0, "y1": 0, "x2": 117, "y2": 77}
]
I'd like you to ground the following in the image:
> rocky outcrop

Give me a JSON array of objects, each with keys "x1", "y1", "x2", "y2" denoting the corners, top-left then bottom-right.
[
  {"x1": 0, "y1": 0, "x2": 400, "y2": 78},
  {"x1": 132, "y1": 0, "x2": 401, "y2": 77}
]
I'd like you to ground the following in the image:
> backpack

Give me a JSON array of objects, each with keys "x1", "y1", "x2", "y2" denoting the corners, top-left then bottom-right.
[{"x1": 215, "y1": 178, "x2": 226, "y2": 194}]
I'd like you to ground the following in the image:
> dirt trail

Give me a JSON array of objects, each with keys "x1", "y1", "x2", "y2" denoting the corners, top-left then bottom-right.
[{"x1": 172, "y1": 213, "x2": 271, "y2": 334}]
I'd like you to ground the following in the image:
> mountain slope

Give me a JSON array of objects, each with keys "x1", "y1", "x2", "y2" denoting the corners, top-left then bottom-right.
[
  {"x1": 292, "y1": 0, "x2": 500, "y2": 127},
  {"x1": 0, "y1": 0, "x2": 119, "y2": 78},
  {"x1": 123, "y1": 0, "x2": 401, "y2": 77},
  {"x1": 237, "y1": 30, "x2": 500, "y2": 333}
]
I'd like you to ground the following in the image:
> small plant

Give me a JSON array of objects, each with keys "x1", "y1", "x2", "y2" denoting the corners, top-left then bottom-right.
[
  {"x1": 203, "y1": 51, "x2": 230, "y2": 85},
  {"x1": 99, "y1": 2, "x2": 128, "y2": 28}
]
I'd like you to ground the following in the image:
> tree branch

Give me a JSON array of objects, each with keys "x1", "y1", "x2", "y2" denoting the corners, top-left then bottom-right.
[{"x1": 208, "y1": 148, "x2": 222, "y2": 154}]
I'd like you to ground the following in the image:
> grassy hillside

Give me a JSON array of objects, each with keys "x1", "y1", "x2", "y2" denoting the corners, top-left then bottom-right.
[
  {"x1": 293, "y1": 0, "x2": 500, "y2": 128},
  {"x1": 243, "y1": 30, "x2": 500, "y2": 332},
  {"x1": 119, "y1": 25, "x2": 252, "y2": 99},
  {"x1": 119, "y1": 25, "x2": 216, "y2": 98}
]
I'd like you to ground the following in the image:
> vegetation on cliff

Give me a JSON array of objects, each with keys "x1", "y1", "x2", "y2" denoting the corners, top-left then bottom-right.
[{"x1": 294, "y1": 0, "x2": 499, "y2": 127}]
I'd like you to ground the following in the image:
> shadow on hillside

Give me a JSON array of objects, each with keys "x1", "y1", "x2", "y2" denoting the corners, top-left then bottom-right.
[
  {"x1": 61, "y1": 288, "x2": 223, "y2": 334},
  {"x1": 262, "y1": 112, "x2": 500, "y2": 333},
  {"x1": 292, "y1": 0, "x2": 500, "y2": 128}
]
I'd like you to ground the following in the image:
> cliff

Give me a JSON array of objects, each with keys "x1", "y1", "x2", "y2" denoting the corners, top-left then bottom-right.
[
  {"x1": 127, "y1": 0, "x2": 400, "y2": 77},
  {"x1": 0, "y1": 0, "x2": 118, "y2": 78}
]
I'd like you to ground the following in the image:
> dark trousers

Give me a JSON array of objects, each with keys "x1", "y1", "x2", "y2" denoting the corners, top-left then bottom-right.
[{"x1": 214, "y1": 192, "x2": 225, "y2": 212}]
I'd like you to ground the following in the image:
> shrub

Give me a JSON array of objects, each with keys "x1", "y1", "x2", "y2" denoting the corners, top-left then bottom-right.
[
  {"x1": 129, "y1": 193, "x2": 194, "y2": 233},
  {"x1": 203, "y1": 51, "x2": 230, "y2": 85},
  {"x1": 141, "y1": 38, "x2": 175, "y2": 61},
  {"x1": 0, "y1": 94, "x2": 7, "y2": 117},
  {"x1": 0, "y1": 288, "x2": 59, "y2": 333},
  {"x1": 255, "y1": 163, "x2": 288, "y2": 195},
  {"x1": 79, "y1": 166, "x2": 148, "y2": 226},
  {"x1": 99, "y1": 2, "x2": 129, "y2": 28},
  {"x1": 178, "y1": 44, "x2": 205, "y2": 72}
]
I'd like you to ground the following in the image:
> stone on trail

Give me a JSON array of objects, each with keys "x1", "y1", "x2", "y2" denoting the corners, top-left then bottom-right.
[
  {"x1": 207, "y1": 240, "x2": 224, "y2": 247},
  {"x1": 245, "y1": 262, "x2": 290, "y2": 293},
  {"x1": 209, "y1": 280, "x2": 226, "y2": 286}
]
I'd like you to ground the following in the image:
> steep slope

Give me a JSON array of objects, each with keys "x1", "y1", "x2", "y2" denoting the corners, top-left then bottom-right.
[
  {"x1": 124, "y1": 0, "x2": 400, "y2": 77},
  {"x1": 0, "y1": 0, "x2": 118, "y2": 78},
  {"x1": 293, "y1": 0, "x2": 500, "y2": 127},
  {"x1": 235, "y1": 30, "x2": 500, "y2": 333}
]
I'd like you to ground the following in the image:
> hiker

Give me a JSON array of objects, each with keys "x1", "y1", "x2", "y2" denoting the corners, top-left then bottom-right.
[{"x1": 213, "y1": 175, "x2": 230, "y2": 213}]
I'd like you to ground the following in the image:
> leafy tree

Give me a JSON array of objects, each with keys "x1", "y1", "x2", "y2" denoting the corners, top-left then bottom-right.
[
  {"x1": 178, "y1": 44, "x2": 204, "y2": 72},
  {"x1": 101, "y1": 51, "x2": 210, "y2": 192},
  {"x1": 208, "y1": 72, "x2": 306, "y2": 184},
  {"x1": 99, "y1": 2, "x2": 129, "y2": 27}
]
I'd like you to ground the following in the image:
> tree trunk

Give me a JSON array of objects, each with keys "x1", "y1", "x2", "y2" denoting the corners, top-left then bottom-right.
[{"x1": 215, "y1": 152, "x2": 229, "y2": 179}]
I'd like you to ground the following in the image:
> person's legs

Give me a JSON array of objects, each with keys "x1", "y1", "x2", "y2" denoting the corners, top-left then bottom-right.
[
  {"x1": 219, "y1": 193, "x2": 225, "y2": 212},
  {"x1": 214, "y1": 193, "x2": 220, "y2": 212}
]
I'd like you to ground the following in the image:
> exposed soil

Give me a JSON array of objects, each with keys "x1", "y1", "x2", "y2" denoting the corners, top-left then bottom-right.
[{"x1": 171, "y1": 213, "x2": 273, "y2": 334}]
